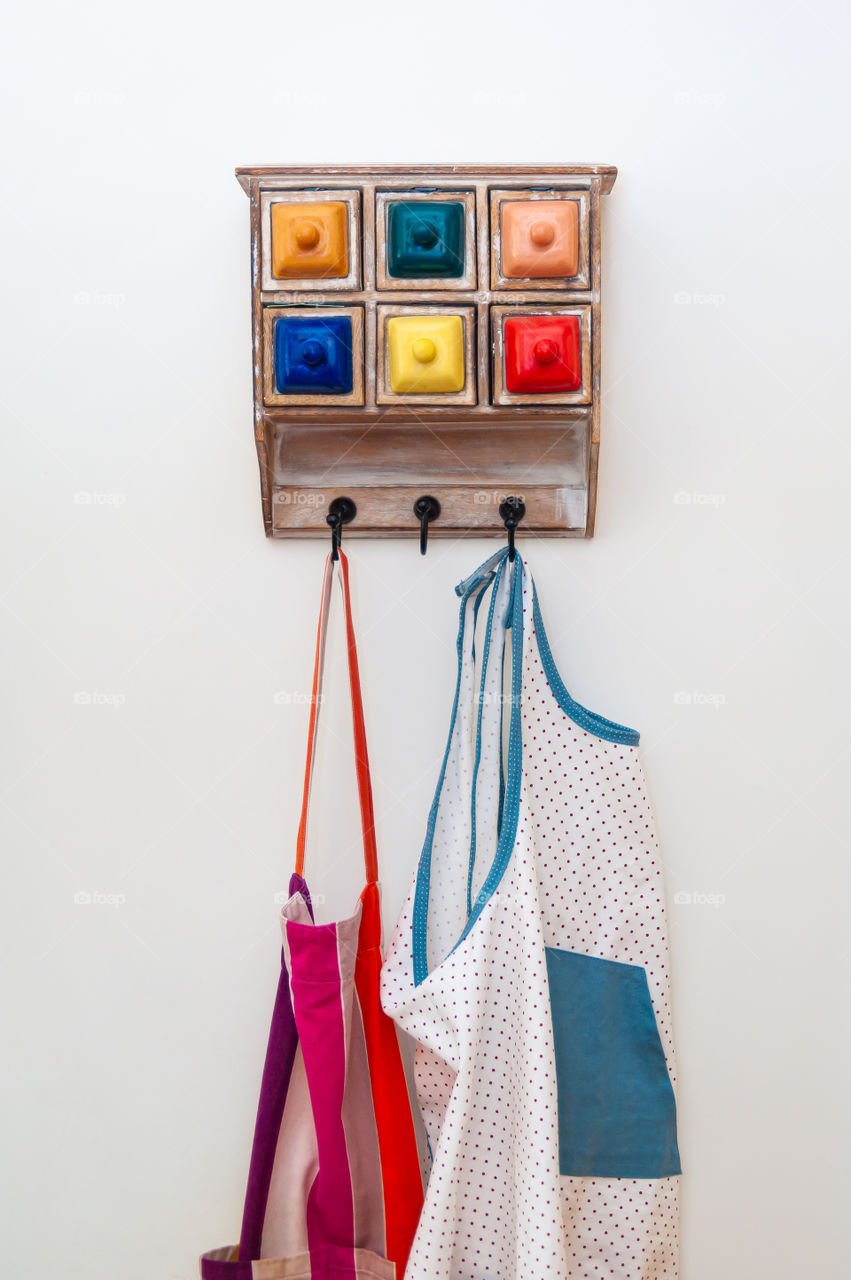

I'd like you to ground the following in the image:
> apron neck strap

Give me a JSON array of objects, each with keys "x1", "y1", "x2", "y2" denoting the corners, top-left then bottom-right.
[{"x1": 295, "y1": 550, "x2": 378, "y2": 886}]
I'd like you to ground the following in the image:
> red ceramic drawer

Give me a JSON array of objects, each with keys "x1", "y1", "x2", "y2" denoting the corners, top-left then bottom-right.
[
  {"x1": 504, "y1": 314, "x2": 582, "y2": 393},
  {"x1": 491, "y1": 306, "x2": 591, "y2": 405}
]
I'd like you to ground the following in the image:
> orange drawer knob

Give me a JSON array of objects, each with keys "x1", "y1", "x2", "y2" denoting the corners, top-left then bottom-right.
[
  {"x1": 504, "y1": 315, "x2": 582, "y2": 394},
  {"x1": 501, "y1": 200, "x2": 579, "y2": 279}
]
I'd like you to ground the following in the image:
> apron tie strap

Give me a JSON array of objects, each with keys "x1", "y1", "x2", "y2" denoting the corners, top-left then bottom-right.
[{"x1": 295, "y1": 549, "x2": 378, "y2": 886}]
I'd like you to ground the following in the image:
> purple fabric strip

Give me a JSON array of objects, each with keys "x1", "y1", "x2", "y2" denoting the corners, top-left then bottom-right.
[
  {"x1": 237, "y1": 874, "x2": 314, "y2": 1261},
  {"x1": 287, "y1": 916, "x2": 356, "y2": 1276}
]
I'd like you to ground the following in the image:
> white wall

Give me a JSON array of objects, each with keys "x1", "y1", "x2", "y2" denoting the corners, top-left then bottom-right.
[{"x1": 1, "y1": 2, "x2": 848, "y2": 1276}]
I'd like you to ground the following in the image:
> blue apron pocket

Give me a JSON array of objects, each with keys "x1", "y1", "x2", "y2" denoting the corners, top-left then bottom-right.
[{"x1": 545, "y1": 947, "x2": 681, "y2": 1179}]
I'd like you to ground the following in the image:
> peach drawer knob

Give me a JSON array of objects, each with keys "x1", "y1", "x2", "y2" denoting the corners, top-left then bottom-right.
[
  {"x1": 529, "y1": 220, "x2": 555, "y2": 247},
  {"x1": 294, "y1": 220, "x2": 321, "y2": 249},
  {"x1": 534, "y1": 338, "x2": 559, "y2": 365},
  {"x1": 412, "y1": 337, "x2": 438, "y2": 364}
]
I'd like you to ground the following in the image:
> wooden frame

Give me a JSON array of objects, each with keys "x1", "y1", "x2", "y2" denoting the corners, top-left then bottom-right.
[
  {"x1": 262, "y1": 305, "x2": 364, "y2": 408},
  {"x1": 490, "y1": 305, "x2": 592, "y2": 407},
  {"x1": 374, "y1": 189, "x2": 477, "y2": 291},
  {"x1": 236, "y1": 165, "x2": 617, "y2": 539},
  {"x1": 490, "y1": 188, "x2": 591, "y2": 291},
  {"x1": 260, "y1": 188, "x2": 361, "y2": 292},
  {"x1": 271, "y1": 484, "x2": 589, "y2": 535},
  {"x1": 376, "y1": 304, "x2": 476, "y2": 406}
]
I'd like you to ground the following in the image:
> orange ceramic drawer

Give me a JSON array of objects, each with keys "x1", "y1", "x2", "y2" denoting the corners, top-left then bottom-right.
[{"x1": 260, "y1": 189, "x2": 361, "y2": 291}]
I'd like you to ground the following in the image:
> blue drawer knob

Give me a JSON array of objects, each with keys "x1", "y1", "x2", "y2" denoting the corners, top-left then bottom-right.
[{"x1": 301, "y1": 339, "x2": 327, "y2": 367}]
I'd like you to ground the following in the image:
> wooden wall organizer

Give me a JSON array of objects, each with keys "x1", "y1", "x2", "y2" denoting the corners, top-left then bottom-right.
[{"x1": 235, "y1": 164, "x2": 617, "y2": 539}]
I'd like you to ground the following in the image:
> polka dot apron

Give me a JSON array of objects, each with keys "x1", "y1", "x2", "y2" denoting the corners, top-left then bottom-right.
[{"x1": 381, "y1": 550, "x2": 681, "y2": 1279}]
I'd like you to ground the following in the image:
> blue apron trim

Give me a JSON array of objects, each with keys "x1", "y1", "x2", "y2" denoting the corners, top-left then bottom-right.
[
  {"x1": 531, "y1": 585, "x2": 641, "y2": 746},
  {"x1": 412, "y1": 549, "x2": 523, "y2": 986},
  {"x1": 546, "y1": 946, "x2": 682, "y2": 1179},
  {"x1": 455, "y1": 555, "x2": 523, "y2": 951},
  {"x1": 466, "y1": 562, "x2": 508, "y2": 918}
]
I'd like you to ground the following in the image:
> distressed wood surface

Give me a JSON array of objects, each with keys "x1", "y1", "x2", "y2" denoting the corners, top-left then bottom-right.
[
  {"x1": 270, "y1": 485, "x2": 588, "y2": 536},
  {"x1": 237, "y1": 163, "x2": 617, "y2": 193}
]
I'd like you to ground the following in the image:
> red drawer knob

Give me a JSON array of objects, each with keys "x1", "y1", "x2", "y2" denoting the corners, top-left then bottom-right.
[{"x1": 534, "y1": 338, "x2": 559, "y2": 364}]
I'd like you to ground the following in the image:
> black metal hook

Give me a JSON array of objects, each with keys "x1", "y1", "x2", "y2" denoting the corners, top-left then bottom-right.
[
  {"x1": 498, "y1": 496, "x2": 526, "y2": 562},
  {"x1": 413, "y1": 495, "x2": 441, "y2": 556},
  {"x1": 326, "y1": 497, "x2": 356, "y2": 561}
]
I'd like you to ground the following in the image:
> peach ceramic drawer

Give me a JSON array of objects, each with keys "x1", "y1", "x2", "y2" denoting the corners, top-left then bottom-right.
[{"x1": 490, "y1": 190, "x2": 590, "y2": 290}]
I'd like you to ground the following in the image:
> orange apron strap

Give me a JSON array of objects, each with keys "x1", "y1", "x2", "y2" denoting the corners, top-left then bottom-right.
[{"x1": 294, "y1": 550, "x2": 378, "y2": 886}]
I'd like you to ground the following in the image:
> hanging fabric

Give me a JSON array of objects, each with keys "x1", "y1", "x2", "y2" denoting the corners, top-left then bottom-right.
[
  {"x1": 201, "y1": 549, "x2": 424, "y2": 1280},
  {"x1": 381, "y1": 548, "x2": 682, "y2": 1279}
]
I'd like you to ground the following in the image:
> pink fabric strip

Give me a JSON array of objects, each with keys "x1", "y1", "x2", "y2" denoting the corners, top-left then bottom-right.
[{"x1": 286, "y1": 915, "x2": 356, "y2": 1276}]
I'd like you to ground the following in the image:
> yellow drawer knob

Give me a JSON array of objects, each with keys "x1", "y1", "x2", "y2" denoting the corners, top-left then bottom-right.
[{"x1": 412, "y1": 337, "x2": 437, "y2": 364}]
